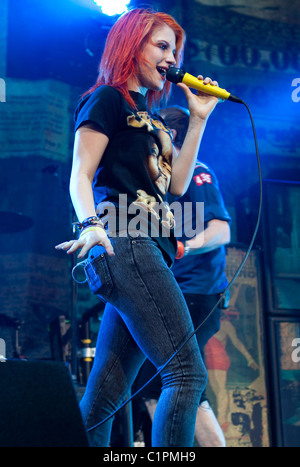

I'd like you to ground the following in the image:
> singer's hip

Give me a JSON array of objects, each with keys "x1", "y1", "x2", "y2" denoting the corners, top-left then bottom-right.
[{"x1": 85, "y1": 234, "x2": 171, "y2": 301}]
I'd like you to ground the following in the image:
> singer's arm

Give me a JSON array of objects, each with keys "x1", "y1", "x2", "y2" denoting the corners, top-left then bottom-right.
[
  {"x1": 169, "y1": 78, "x2": 218, "y2": 197},
  {"x1": 55, "y1": 125, "x2": 114, "y2": 258},
  {"x1": 69, "y1": 125, "x2": 106, "y2": 222}
]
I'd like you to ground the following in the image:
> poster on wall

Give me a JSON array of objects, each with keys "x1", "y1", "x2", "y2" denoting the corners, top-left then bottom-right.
[
  {"x1": 204, "y1": 246, "x2": 270, "y2": 447},
  {"x1": 269, "y1": 318, "x2": 300, "y2": 447},
  {"x1": 263, "y1": 180, "x2": 300, "y2": 313}
]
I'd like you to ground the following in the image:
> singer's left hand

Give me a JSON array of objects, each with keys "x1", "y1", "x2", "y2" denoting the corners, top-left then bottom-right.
[{"x1": 178, "y1": 75, "x2": 219, "y2": 121}]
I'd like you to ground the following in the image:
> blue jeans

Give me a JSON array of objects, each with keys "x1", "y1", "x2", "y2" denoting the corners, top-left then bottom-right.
[{"x1": 80, "y1": 235, "x2": 207, "y2": 447}]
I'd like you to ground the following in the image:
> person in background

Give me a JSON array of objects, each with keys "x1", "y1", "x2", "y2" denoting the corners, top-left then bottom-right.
[{"x1": 134, "y1": 105, "x2": 231, "y2": 447}]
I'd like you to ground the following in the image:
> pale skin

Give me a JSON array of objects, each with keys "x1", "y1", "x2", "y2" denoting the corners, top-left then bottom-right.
[
  {"x1": 186, "y1": 219, "x2": 230, "y2": 254},
  {"x1": 55, "y1": 23, "x2": 219, "y2": 260},
  {"x1": 145, "y1": 398, "x2": 226, "y2": 447}
]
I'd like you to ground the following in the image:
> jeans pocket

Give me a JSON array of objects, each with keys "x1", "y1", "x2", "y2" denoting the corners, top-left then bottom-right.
[{"x1": 84, "y1": 253, "x2": 113, "y2": 301}]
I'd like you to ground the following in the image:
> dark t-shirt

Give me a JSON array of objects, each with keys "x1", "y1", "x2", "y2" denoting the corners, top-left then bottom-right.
[
  {"x1": 170, "y1": 162, "x2": 231, "y2": 294},
  {"x1": 74, "y1": 85, "x2": 177, "y2": 264}
]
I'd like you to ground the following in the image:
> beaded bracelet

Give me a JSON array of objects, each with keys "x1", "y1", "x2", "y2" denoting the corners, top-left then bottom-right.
[
  {"x1": 79, "y1": 226, "x2": 106, "y2": 239},
  {"x1": 74, "y1": 216, "x2": 104, "y2": 231}
]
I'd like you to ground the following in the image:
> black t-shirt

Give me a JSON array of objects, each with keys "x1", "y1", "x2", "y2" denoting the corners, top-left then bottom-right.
[{"x1": 74, "y1": 85, "x2": 177, "y2": 264}]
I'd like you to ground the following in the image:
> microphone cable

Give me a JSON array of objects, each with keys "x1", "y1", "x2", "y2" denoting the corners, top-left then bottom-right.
[{"x1": 87, "y1": 98, "x2": 262, "y2": 433}]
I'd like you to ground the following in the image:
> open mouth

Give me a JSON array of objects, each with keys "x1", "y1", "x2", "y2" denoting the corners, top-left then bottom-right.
[{"x1": 157, "y1": 67, "x2": 167, "y2": 79}]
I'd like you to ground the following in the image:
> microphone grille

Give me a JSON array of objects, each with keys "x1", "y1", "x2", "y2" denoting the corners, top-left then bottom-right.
[{"x1": 166, "y1": 67, "x2": 185, "y2": 84}]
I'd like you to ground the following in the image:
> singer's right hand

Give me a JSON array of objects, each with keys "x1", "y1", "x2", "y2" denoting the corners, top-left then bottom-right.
[
  {"x1": 55, "y1": 229, "x2": 115, "y2": 258},
  {"x1": 177, "y1": 75, "x2": 219, "y2": 121}
]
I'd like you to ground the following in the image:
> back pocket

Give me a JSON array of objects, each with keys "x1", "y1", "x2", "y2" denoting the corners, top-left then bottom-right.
[{"x1": 84, "y1": 253, "x2": 113, "y2": 301}]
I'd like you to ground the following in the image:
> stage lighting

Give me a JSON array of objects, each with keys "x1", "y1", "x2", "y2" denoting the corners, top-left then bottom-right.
[{"x1": 93, "y1": 0, "x2": 130, "y2": 16}]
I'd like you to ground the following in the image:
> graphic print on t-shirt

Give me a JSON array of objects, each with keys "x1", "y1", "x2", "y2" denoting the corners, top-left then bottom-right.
[{"x1": 127, "y1": 111, "x2": 175, "y2": 229}]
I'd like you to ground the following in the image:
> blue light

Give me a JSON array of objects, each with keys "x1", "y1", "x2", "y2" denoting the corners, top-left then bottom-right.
[{"x1": 93, "y1": 0, "x2": 130, "y2": 16}]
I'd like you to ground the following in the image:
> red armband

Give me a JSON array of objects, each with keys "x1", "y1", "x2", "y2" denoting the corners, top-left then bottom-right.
[{"x1": 175, "y1": 241, "x2": 185, "y2": 260}]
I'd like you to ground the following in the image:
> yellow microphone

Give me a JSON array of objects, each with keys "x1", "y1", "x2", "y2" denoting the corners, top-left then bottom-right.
[{"x1": 166, "y1": 67, "x2": 243, "y2": 103}]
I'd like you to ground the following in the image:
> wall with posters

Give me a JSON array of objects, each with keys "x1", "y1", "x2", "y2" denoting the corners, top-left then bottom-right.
[{"x1": 204, "y1": 246, "x2": 269, "y2": 447}]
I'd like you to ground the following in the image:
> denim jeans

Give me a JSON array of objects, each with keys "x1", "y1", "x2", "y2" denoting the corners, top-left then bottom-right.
[{"x1": 80, "y1": 235, "x2": 207, "y2": 447}]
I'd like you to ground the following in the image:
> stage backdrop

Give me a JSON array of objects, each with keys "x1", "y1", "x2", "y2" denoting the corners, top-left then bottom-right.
[{"x1": 204, "y1": 246, "x2": 270, "y2": 447}]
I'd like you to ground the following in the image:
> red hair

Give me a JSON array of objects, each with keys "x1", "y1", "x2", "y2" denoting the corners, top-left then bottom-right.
[{"x1": 83, "y1": 8, "x2": 185, "y2": 110}]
